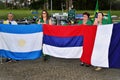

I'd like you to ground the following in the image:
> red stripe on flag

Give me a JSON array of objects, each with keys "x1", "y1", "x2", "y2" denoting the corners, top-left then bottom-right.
[
  {"x1": 43, "y1": 24, "x2": 94, "y2": 37},
  {"x1": 43, "y1": 24, "x2": 97, "y2": 64},
  {"x1": 80, "y1": 26, "x2": 97, "y2": 65}
]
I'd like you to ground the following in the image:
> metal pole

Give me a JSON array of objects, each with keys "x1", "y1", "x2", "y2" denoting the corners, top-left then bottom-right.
[
  {"x1": 110, "y1": 0, "x2": 112, "y2": 11},
  {"x1": 61, "y1": 3, "x2": 63, "y2": 13},
  {"x1": 0, "y1": 53, "x2": 3, "y2": 64},
  {"x1": 51, "y1": 0, "x2": 52, "y2": 13},
  {"x1": 71, "y1": 0, "x2": 73, "y2": 7}
]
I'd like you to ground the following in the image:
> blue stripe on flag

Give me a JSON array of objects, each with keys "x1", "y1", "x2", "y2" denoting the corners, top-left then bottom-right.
[
  {"x1": 43, "y1": 35, "x2": 83, "y2": 47},
  {"x1": 0, "y1": 24, "x2": 42, "y2": 34},
  {"x1": 109, "y1": 23, "x2": 120, "y2": 68},
  {"x1": 0, "y1": 50, "x2": 42, "y2": 60}
]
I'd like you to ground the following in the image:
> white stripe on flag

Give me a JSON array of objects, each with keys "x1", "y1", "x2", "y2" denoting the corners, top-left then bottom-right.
[
  {"x1": 43, "y1": 44, "x2": 83, "y2": 58},
  {"x1": 0, "y1": 32, "x2": 43, "y2": 52},
  {"x1": 91, "y1": 24, "x2": 113, "y2": 67}
]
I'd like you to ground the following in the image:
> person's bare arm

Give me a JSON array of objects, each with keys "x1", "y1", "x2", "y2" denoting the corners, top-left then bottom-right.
[
  {"x1": 93, "y1": 18, "x2": 98, "y2": 25},
  {"x1": 49, "y1": 18, "x2": 52, "y2": 25}
]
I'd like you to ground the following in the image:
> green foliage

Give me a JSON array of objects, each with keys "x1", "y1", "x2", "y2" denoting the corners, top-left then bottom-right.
[
  {"x1": 0, "y1": 10, "x2": 119, "y2": 20},
  {"x1": 0, "y1": 1, "x2": 6, "y2": 9},
  {"x1": 29, "y1": 0, "x2": 44, "y2": 10},
  {"x1": 107, "y1": 11, "x2": 112, "y2": 24}
]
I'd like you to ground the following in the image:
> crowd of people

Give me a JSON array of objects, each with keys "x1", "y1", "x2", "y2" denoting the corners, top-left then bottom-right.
[
  {"x1": 3, "y1": 10, "x2": 110, "y2": 26},
  {"x1": 2, "y1": 9, "x2": 112, "y2": 71}
]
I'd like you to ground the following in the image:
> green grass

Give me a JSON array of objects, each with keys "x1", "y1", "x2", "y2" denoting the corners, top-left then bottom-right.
[
  {"x1": 0, "y1": 10, "x2": 39, "y2": 20},
  {"x1": 0, "y1": 10, "x2": 120, "y2": 20}
]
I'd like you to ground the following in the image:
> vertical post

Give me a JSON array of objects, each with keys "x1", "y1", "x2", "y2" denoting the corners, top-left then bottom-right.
[
  {"x1": 61, "y1": 3, "x2": 64, "y2": 13},
  {"x1": 47, "y1": 0, "x2": 49, "y2": 10},
  {"x1": 51, "y1": 0, "x2": 52, "y2": 13},
  {"x1": 0, "y1": 53, "x2": 3, "y2": 64},
  {"x1": 5, "y1": 0, "x2": 8, "y2": 7},
  {"x1": 66, "y1": 0, "x2": 68, "y2": 10},
  {"x1": 70, "y1": 0, "x2": 73, "y2": 8},
  {"x1": 110, "y1": 0, "x2": 112, "y2": 11}
]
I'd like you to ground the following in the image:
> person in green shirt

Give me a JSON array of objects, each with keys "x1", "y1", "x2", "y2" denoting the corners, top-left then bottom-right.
[
  {"x1": 78, "y1": 12, "x2": 92, "y2": 25},
  {"x1": 68, "y1": 7, "x2": 76, "y2": 20},
  {"x1": 79, "y1": 12, "x2": 93, "y2": 67},
  {"x1": 93, "y1": 12, "x2": 110, "y2": 71},
  {"x1": 93, "y1": 12, "x2": 108, "y2": 25},
  {"x1": 37, "y1": 10, "x2": 52, "y2": 61},
  {"x1": 67, "y1": 6, "x2": 76, "y2": 25},
  {"x1": 37, "y1": 10, "x2": 52, "y2": 25}
]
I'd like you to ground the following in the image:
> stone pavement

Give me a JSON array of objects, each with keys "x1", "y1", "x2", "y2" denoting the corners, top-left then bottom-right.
[{"x1": 0, "y1": 57, "x2": 120, "y2": 80}]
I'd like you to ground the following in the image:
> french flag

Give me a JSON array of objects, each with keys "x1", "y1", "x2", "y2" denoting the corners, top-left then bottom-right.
[
  {"x1": 81, "y1": 23, "x2": 120, "y2": 68},
  {"x1": 43, "y1": 24, "x2": 86, "y2": 58}
]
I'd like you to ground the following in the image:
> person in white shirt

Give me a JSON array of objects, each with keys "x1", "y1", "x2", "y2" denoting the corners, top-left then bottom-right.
[
  {"x1": 5, "y1": 13, "x2": 18, "y2": 62},
  {"x1": 4, "y1": 13, "x2": 17, "y2": 25}
]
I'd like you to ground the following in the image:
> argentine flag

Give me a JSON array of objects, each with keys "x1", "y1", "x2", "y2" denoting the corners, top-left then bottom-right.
[{"x1": 0, "y1": 24, "x2": 43, "y2": 60}]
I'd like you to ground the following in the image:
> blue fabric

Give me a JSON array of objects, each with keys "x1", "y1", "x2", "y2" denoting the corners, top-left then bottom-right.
[
  {"x1": 43, "y1": 35, "x2": 83, "y2": 47},
  {"x1": 0, "y1": 24, "x2": 42, "y2": 34},
  {"x1": 0, "y1": 24, "x2": 43, "y2": 60},
  {"x1": 109, "y1": 23, "x2": 120, "y2": 68},
  {"x1": 0, "y1": 50, "x2": 42, "y2": 60}
]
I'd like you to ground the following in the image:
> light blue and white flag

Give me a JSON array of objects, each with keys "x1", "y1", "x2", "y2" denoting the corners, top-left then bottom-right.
[{"x1": 0, "y1": 24, "x2": 43, "y2": 60}]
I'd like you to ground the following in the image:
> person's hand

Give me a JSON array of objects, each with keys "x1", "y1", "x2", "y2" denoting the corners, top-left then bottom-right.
[
  {"x1": 37, "y1": 21, "x2": 40, "y2": 24},
  {"x1": 93, "y1": 18, "x2": 98, "y2": 25}
]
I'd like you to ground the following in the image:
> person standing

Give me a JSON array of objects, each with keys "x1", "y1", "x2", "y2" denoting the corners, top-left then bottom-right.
[
  {"x1": 38, "y1": 10, "x2": 52, "y2": 61},
  {"x1": 93, "y1": 12, "x2": 108, "y2": 25},
  {"x1": 78, "y1": 12, "x2": 92, "y2": 67},
  {"x1": 93, "y1": 12, "x2": 110, "y2": 71},
  {"x1": 37, "y1": 10, "x2": 52, "y2": 25},
  {"x1": 68, "y1": 6, "x2": 76, "y2": 25},
  {"x1": 3, "y1": 13, "x2": 17, "y2": 25},
  {"x1": 4, "y1": 13, "x2": 18, "y2": 62},
  {"x1": 78, "y1": 12, "x2": 92, "y2": 25}
]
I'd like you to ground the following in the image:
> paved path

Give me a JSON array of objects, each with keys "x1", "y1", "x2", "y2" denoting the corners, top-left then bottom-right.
[{"x1": 0, "y1": 57, "x2": 120, "y2": 80}]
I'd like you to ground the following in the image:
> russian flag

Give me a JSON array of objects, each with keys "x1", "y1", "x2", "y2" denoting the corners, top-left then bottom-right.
[
  {"x1": 81, "y1": 23, "x2": 120, "y2": 68},
  {"x1": 43, "y1": 24, "x2": 86, "y2": 58},
  {"x1": 0, "y1": 24, "x2": 43, "y2": 60}
]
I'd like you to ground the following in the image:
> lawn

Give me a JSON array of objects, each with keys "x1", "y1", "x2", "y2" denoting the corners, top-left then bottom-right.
[{"x1": 0, "y1": 9, "x2": 120, "y2": 20}]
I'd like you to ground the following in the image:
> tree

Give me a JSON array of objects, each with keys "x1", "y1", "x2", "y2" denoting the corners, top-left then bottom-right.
[
  {"x1": 42, "y1": 0, "x2": 50, "y2": 10},
  {"x1": 29, "y1": 0, "x2": 44, "y2": 10},
  {"x1": 66, "y1": 0, "x2": 69, "y2": 10},
  {"x1": 111, "y1": 0, "x2": 120, "y2": 10}
]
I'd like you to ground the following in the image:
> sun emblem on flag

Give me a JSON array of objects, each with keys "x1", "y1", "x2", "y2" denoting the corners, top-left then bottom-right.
[{"x1": 18, "y1": 39, "x2": 26, "y2": 47}]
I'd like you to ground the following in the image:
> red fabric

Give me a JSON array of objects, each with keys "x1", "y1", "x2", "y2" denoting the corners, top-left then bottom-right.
[
  {"x1": 80, "y1": 26, "x2": 97, "y2": 65},
  {"x1": 43, "y1": 24, "x2": 93, "y2": 37},
  {"x1": 43, "y1": 24, "x2": 97, "y2": 64}
]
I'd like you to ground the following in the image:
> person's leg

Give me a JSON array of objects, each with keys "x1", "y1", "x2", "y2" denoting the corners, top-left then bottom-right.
[
  {"x1": 5, "y1": 58, "x2": 12, "y2": 62},
  {"x1": 43, "y1": 54, "x2": 50, "y2": 61},
  {"x1": 80, "y1": 62, "x2": 84, "y2": 66},
  {"x1": 95, "y1": 67, "x2": 102, "y2": 71},
  {"x1": 85, "y1": 64, "x2": 91, "y2": 67}
]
